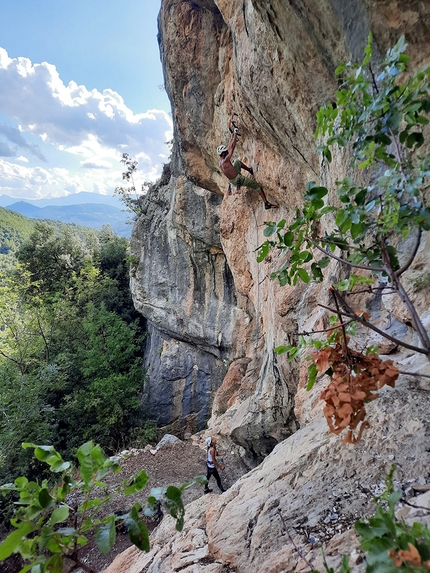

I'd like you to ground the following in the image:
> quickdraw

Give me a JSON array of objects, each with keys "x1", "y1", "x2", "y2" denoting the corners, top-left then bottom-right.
[{"x1": 228, "y1": 113, "x2": 241, "y2": 137}]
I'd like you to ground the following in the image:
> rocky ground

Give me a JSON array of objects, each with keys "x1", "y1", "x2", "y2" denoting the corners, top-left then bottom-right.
[{"x1": 1, "y1": 435, "x2": 249, "y2": 573}]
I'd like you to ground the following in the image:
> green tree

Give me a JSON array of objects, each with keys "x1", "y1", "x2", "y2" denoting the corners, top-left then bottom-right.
[
  {"x1": 57, "y1": 304, "x2": 144, "y2": 453},
  {"x1": 15, "y1": 223, "x2": 88, "y2": 295},
  {"x1": 0, "y1": 222, "x2": 148, "y2": 483}
]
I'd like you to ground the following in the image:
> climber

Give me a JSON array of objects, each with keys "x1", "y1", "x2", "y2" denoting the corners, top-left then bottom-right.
[
  {"x1": 217, "y1": 129, "x2": 278, "y2": 209},
  {"x1": 204, "y1": 436, "x2": 226, "y2": 494}
]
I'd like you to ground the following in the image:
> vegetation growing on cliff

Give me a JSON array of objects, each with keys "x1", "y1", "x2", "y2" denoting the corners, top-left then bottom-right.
[{"x1": 259, "y1": 35, "x2": 430, "y2": 442}]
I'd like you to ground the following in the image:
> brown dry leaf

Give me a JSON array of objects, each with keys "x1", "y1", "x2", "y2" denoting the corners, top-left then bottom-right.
[
  {"x1": 397, "y1": 543, "x2": 422, "y2": 567},
  {"x1": 343, "y1": 420, "x2": 369, "y2": 444},
  {"x1": 388, "y1": 549, "x2": 403, "y2": 567},
  {"x1": 313, "y1": 348, "x2": 332, "y2": 373},
  {"x1": 337, "y1": 403, "x2": 353, "y2": 418},
  {"x1": 319, "y1": 343, "x2": 397, "y2": 444},
  {"x1": 350, "y1": 390, "x2": 367, "y2": 400},
  {"x1": 354, "y1": 309, "x2": 371, "y2": 321}
]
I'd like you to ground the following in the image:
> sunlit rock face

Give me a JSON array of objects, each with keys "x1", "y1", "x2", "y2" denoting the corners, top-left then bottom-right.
[
  {"x1": 119, "y1": 1, "x2": 430, "y2": 572},
  {"x1": 131, "y1": 0, "x2": 430, "y2": 455}
]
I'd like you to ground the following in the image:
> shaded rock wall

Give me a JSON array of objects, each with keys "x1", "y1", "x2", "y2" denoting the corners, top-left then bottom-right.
[{"x1": 130, "y1": 0, "x2": 430, "y2": 457}]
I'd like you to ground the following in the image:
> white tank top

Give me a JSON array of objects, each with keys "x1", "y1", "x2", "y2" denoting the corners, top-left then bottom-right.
[{"x1": 207, "y1": 448, "x2": 215, "y2": 468}]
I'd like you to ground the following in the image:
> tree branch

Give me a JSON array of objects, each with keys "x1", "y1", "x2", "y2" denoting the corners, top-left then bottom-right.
[
  {"x1": 318, "y1": 300, "x2": 429, "y2": 355},
  {"x1": 277, "y1": 509, "x2": 315, "y2": 571},
  {"x1": 380, "y1": 241, "x2": 430, "y2": 353},
  {"x1": 330, "y1": 289, "x2": 351, "y2": 360},
  {"x1": 397, "y1": 370, "x2": 430, "y2": 379},
  {"x1": 297, "y1": 318, "x2": 355, "y2": 336},
  {"x1": 308, "y1": 238, "x2": 384, "y2": 272}
]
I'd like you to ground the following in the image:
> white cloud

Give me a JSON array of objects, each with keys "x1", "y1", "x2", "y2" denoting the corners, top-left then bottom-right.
[
  {"x1": 0, "y1": 157, "x2": 122, "y2": 199},
  {"x1": 81, "y1": 159, "x2": 112, "y2": 169},
  {"x1": 0, "y1": 47, "x2": 172, "y2": 199}
]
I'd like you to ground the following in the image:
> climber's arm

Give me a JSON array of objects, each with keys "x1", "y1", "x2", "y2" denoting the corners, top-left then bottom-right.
[{"x1": 226, "y1": 130, "x2": 238, "y2": 160}]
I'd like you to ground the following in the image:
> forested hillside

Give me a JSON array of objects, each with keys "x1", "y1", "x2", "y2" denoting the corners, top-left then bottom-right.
[
  {"x1": 0, "y1": 220, "x2": 151, "y2": 490},
  {"x1": 0, "y1": 207, "x2": 103, "y2": 272}
]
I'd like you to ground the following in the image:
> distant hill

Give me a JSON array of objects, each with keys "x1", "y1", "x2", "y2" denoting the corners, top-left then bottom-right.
[
  {"x1": 5, "y1": 201, "x2": 131, "y2": 238},
  {"x1": 0, "y1": 206, "x2": 110, "y2": 273},
  {"x1": 0, "y1": 191, "x2": 123, "y2": 209}
]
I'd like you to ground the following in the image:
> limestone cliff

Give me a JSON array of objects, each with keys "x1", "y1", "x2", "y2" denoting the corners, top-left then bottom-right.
[
  {"x1": 123, "y1": 2, "x2": 430, "y2": 570},
  {"x1": 131, "y1": 0, "x2": 430, "y2": 458}
]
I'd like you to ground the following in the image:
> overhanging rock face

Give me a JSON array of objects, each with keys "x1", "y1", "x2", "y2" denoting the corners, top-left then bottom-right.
[
  {"x1": 130, "y1": 163, "x2": 254, "y2": 435},
  {"x1": 131, "y1": 0, "x2": 430, "y2": 456}
]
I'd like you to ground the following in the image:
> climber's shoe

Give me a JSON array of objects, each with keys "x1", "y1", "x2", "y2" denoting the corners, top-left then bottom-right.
[
  {"x1": 265, "y1": 202, "x2": 279, "y2": 209},
  {"x1": 204, "y1": 487, "x2": 213, "y2": 494}
]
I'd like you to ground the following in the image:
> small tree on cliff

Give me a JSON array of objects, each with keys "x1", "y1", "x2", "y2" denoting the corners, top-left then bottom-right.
[{"x1": 258, "y1": 35, "x2": 430, "y2": 442}]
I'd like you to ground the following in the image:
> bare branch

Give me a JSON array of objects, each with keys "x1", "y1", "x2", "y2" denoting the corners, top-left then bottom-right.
[
  {"x1": 380, "y1": 242, "x2": 430, "y2": 352},
  {"x1": 397, "y1": 370, "x2": 430, "y2": 380},
  {"x1": 330, "y1": 289, "x2": 351, "y2": 360},
  {"x1": 297, "y1": 318, "x2": 355, "y2": 336},
  {"x1": 327, "y1": 292, "x2": 430, "y2": 356},
  {"x1": 307, "y1": 238, "x2": 384, "y2": 273},
  {"x1": 277, "y1": 509, "x2": 315, "y2": 571}
]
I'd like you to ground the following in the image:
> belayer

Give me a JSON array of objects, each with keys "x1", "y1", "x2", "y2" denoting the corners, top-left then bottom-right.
[
  {"x1": 217, "y1": 128, "x2": 278, "y2": 210},
  {"x1": 204, "y1": 436, "x2": 226, "y2": 493}
]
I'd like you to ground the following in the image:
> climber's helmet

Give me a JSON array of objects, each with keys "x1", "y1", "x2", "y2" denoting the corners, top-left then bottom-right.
[{"x1": 217, "y1": 145, "x2": 228, "y2": 156}]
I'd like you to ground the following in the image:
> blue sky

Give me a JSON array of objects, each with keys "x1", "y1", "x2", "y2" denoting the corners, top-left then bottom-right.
[{"x1": 0, "y1": 0, "x2": 172, "y2": 200}]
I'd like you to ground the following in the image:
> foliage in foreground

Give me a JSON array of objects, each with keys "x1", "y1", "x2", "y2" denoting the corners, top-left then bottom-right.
[
  {"x1": 0, "y1": 442, "x2": 205, "y2": 573},
  {"x1": 258, "y1": 35, "x2": 430, "y2": 442}
]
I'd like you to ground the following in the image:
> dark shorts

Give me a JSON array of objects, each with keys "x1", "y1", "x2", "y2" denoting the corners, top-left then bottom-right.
[{"x1": 230, "y1": 159, "x2": 261, "y2": 191}]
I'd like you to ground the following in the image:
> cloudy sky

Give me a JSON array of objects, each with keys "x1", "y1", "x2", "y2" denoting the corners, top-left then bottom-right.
[{"x1": 0, "y1": 0, "x2": 172, "y2": 200}]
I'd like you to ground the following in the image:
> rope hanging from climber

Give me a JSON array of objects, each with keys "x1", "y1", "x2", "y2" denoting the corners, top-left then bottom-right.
[{"x1": 217, "y1": 114, "x2": 278, "y2": 210}]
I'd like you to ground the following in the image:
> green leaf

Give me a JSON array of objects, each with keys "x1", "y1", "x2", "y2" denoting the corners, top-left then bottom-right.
[
  {"x1": 165, "y1": 486, "x2": 185, "y2": 531},
  {"x1": 399, "y1": 129, "x2": 409, "y2": 143},
  {"x1": 49, "y1": 506, "x2": 69, "y2": 526},
  {"x1": 306, "y1": 363, "x2": 318, "y2": 391},
  {"x1": 318, "y1": 256, "x2": 331, "y2": 268},
  {"x1": 38, "y1": 488, "x2": 54, "y2": 509},
  {"x1": 283, "y1": 231, "x2": 294, "y2": 247},
  {"x1": 323, "y1": 148, "x2": 332, "y2": 163},
  {"x1": 256, "y1": 241, "x2": 270, "y2": 263},
  {"x1": 297, "y1": 268, "x2": 310, "y2": 283},
  {"x1": 351, "y1": 222, "x2": 363, "y2": 239},
  {"x1": 0, "y1": 523, "x2": 36, "y2": 559},
  {"x1": 50, "y1": 460, "x2": 71, "y2": 473},
  {"x1": 335, "y1": 210, "x2": 347, "y2": 227},
  {"x1": 77, "y1": 441, "x2": 95, "y2": 486},
  {"x1": 311, "y1": 263, "x2": 323, "y2": 282},
  {"x1": 305, "y1": 186, "x2": 328, "y2": 201},
  {"x1": 127, "y1": 517, "x2": 150, "y2": 552},
  {"x1": 124, "y1": 470, "x2": 150, "y2": 495},
  {"x1": 95, "y1": 516, "x2": 116, "y2": 554},
  {"x1": 263, "y1": 222, "x2": 277, "y2": 237},
  {"x1": 14, "y1": 477, "x2": 28, "y2": 489},
  {"x1": 275, "y1": 345, "x2": 296, "y2": 355}
]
